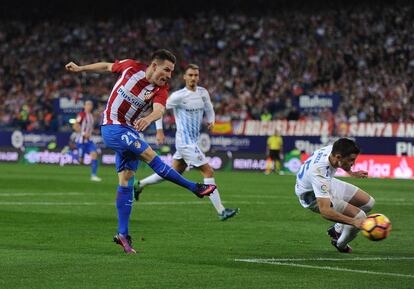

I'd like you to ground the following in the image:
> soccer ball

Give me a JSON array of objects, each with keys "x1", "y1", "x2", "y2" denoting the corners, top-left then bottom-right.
[{"x1": 361, "y1": 213, "x2": 391, "y2": 241}]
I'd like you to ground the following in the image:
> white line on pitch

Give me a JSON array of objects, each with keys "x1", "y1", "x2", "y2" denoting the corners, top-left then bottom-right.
[
  {"x1": 235, "y1": 257, "x2": 414, "y2": 262},
  {"x1": 0, "y1": 201, "x2": 217, "y2": 206},
  {"x1": 0, "y1": 192, "x2": 82, "y2": 197},
  {"x1": 235, "y1": 259, "x2": 414, "y2": 278}
]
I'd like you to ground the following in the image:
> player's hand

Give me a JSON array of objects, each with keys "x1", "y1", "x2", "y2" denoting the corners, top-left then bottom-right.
[
  {"x1": 207, "y1": 122, "x2": 215, "y2": 130},
  {"x1": 156, "y1": 129, "x2": 165, "y2": 145},
  {"x1": 65, "y1": 62, "x2": 82, "y2": 73},
  {"x1": 134, "y1": 118, "x2": 151, "y2": 131},
  {"x1": 350, "y1": 170, "x2": 368, "y2": 178}
]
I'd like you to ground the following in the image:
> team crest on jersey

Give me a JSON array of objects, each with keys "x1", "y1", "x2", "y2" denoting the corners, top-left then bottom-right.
[
  {"x1": 134, "y1": 141, "x2": 141, "y2": 149},
  {"x1": 321, "y1": 184, "x2": 329, "y2": 193},
  {"x1": 144, "y1": 89, "x2": 156, "y2": 102}
]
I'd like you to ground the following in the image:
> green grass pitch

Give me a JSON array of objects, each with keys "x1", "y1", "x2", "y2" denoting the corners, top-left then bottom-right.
[{"x1": 0, "y1": 163, "x2": 413, "y2": 289}]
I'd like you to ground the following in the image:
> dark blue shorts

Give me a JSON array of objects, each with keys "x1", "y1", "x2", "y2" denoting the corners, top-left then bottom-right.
[
  {"x1": 101, "y1": 125, "x2": 149, "y2": 173},
  {"x1": 76, "y1": 141, "x2": 97, "y2": 158}
]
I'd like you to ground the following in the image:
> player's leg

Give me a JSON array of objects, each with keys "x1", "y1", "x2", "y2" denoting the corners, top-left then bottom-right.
[
  {"x1": 348, "y1": 189, "x2": 375, "y2": 214},
  {"x1": 198, "y1": 163, "x2": 240, "y2": 220},
  {"x1": 122, "y1": 131, "x2": 214, "y2": 197},
  {"x1": 330, "y1": 179, "x2": 374, "y2": 235},
  {"x1": 140, "y1": 156, "x2": 187, "y2": 188},
  {"x1": 333, "y1": 200, "x2": 366, "y2": 251},
  {"x1": 101, "y1": 125, "x2": 137, "y2": 253},
  {"x1": 330, "y1": 178, "x2": 367, "y2": 251},
  {"x1": 138, "y1": 147, "x2": 213, "y2": 196},
  {"x1": 264, "y1": 155, "x2": 273, "y2": 175},
  {"x1": 199, "y1": 163, "x2": 224, "y2": 213},
  {"x1": 88, "y1": 141, "x2": 101, "y2": 181},
  {"x1": 274, "y1": 150, "x2": 281, "y2": 173},
  {"x1": 134, "y1": 158, "x2": 187, "y2": 201},
  {"x1": 76, "y1": 143, "x2": 85, "y2": 164},
  {"x1": 114, "y1": 165, "x2": 137, "y2": 254}
]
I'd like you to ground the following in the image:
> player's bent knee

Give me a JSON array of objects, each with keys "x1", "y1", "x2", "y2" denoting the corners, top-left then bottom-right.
[
  {"x1": 360, "y1": 196, "x2": 375, "y2": 213},
  {"x1": 139, "y1": 147, "x2": 157, "y2": 163},
  {"x1": 118, "y1": 170, "x2": 135, "y2": 186},
  {"x1": 355, "y1": 210, "x2": 366, "y2": 219}
]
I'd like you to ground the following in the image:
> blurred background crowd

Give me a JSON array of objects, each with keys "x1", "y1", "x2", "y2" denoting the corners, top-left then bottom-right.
[{"x1": 0, "y1": 2, "x2": 413, "y2": 132}]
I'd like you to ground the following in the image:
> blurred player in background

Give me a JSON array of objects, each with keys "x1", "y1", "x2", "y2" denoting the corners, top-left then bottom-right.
[
  {"x1": 65, "y1": 49, "x2": 216, "y2": 254},
  {"x1": 73, "y1": 100, "x2": 101, "y2": 181},
  {"x1": 134, "y1": 64, "x2": 239, "y2": 221},
  {"x1": 265, "y1": 129, "x2": 283, "y2": 175},
  {"x1": 295, "y1": 138, "x2": 375, "y2": 253}
]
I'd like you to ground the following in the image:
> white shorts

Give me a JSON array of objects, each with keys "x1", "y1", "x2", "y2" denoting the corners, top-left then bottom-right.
[
  {"x1": 303, "y1": 178, "x2": 359, "y2": 214},
  {"x1": 173, "y1": 144, "x2": 208, "y2": 167}
]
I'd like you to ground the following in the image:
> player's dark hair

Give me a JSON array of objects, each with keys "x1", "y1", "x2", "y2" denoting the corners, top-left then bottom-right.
[
  {"x1": 332, "y1": 138, "x2": 360, "y2": 157},
  {"x1": 184, "y1": 63, "x2": 199, "y2": 73},
  {"x1": 151, "y1": 49, "x2": 176, "y2": 64}
]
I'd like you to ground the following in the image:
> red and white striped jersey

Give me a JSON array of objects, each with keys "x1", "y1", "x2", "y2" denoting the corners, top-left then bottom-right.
[
  {"x1": 102, "y1": 59, "x2": 168, "y2": 126},
  {"x1": 75, "y1": 111, "x2": 94, "y2": 143}
]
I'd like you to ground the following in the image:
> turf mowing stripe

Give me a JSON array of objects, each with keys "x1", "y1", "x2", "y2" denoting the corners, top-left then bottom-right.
[
  {"x1": 235, "y1": 257, "x2": 414, "y2": 262},
  {"x1": 0, "y1": 200, "x2": 281, "y2": 206},
  {"x1": 235, "y1": 259, "x2": 414, "y2": 278},
  {"x1": 0, "y1": 192, "x2": 82, "y2": 196}
]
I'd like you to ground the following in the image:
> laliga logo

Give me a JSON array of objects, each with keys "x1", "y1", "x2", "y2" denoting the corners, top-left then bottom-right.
[
  {"x1": 354, "y1": 160, "x2": 391, "y2": 178},
  {"x1": 393, "y1": 158, "x2": 413, "y2": 179}
]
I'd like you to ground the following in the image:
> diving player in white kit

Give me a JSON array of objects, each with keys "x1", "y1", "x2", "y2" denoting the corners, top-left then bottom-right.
[
  {"x1": 135, "y1": 64, "x2": 239, "y2": 221},
  {"x1": 295, "y1": 138, "x2": 375, "y2": 253}
]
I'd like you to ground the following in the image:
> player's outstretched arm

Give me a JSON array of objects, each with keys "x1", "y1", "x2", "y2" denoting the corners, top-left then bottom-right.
[
  {"x1": 346, "y1": 170, "x2": 368, "y2": 178},
  {"x1": 317, "y1": 198, "x2": 364, "y2": 229},
  {"x1": 65, "y1": 62, "x2": 113, "y2": 73}
]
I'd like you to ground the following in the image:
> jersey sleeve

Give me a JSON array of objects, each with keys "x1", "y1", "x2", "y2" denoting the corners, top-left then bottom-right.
[
  {"x1": 153, "y1": 86, "x2": 168, "y2": 107},
  {"x1": 76, "y1": 112, "x2": 85, "y2": 124},
  {"x1": 202, "y1": 89, "x2": 215, "y2": 123},
  {"x1": 310, "y1": 166, "x2": 331, "y2": 199},
  {"x1": 111, "y1": 59, "x2": 140, "y2": 74},
  {"x1": 166, "y1": 91, "x2": 182, "y2": 109}
]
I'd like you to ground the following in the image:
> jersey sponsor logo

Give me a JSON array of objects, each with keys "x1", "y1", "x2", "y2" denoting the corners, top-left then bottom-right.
[
  {"x1": 117, "y1": 86, "x2": 149, "y2": 108},
  {"x1": 134, "y1": 140, "x2": 141, "y2": 149},
  {"x1": 185, "y1": 108, "x2": 204, "y2": 112}
]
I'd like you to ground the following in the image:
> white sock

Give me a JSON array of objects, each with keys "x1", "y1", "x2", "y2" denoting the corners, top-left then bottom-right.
[
  {"x1": 204, "y1": 178, "x2": 225, "y2": 214},
  {"x1": 360, "y1": 196, "x2": 375, "y2": 213},
  {"x1": 334, "y1": 223, "x2": 344, "y2": 234},
  {"x1": 140, "y1": 173, "x2": 164, "y2": 187},
  {"x1": 337, "y1": 210, "x2": 366, "y2": 249}
]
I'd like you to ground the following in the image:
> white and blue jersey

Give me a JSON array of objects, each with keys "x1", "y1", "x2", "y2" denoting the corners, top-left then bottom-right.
[
  {"x1": 167, "y1": 86, "x2": 215, "y2": 147},
  {"x1": 295, "y1": 145, "x2": 337, "y2": 208}
]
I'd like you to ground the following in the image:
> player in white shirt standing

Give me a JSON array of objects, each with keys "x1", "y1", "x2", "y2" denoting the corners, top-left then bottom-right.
[
  {"x1": 135, "y1": 64, "x2": 239, "y2": 221},
  {"x1": 295, "y1": 138, "x2": 375, "y2": 253}
]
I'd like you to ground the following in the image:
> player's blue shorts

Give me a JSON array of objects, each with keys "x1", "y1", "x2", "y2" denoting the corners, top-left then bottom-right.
[
  {"x1": 76, "y1": 140, "x2": 97, "y2": 158},
  {"x1": 101, "y1": 124, "x2": 149, "y2": 173}
]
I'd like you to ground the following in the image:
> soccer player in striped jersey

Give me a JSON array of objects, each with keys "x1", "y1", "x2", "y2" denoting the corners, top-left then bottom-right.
[
  {"x1": 73, "y1": 100, "x2": 101, "y2": 181},
  {"x1": 65, "y1": 50, "x2": 216, "y2": 254},
  {"x1": 295, "y1": 138, "x2": 374, "y2": 253},
  {"x1": 135, "y1": 64, "x2": 239, "y2": 221}
]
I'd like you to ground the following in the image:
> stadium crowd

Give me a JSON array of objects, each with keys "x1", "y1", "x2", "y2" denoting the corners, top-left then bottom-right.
[{"x1": 0, "y1": 5, "x2": 413, "y2": 132}]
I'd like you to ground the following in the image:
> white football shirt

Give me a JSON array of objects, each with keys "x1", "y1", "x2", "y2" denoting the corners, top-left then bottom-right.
[
  {"x1": 295, "y1": 145, "x2": 337, "y2": 208},
  {"x1": 166, "y1": 86, "x2": 215, "y2": 146}
]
